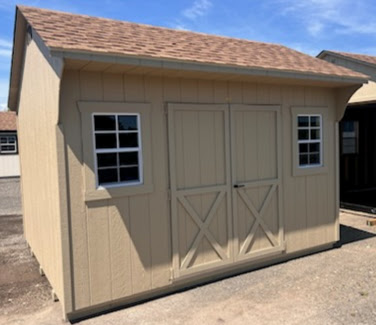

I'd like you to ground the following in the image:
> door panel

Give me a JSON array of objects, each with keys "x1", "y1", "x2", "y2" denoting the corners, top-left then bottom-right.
[
  {"x1": 231, "y1": 105, "x2": 284, "y2": 262},
  {"x1": 232, "y1": 108, "x2": 277, "y2": 183},
  {"x1": 168, "y1": 103, "x2": 284, "y2": 280},
  {"x1": 174, "y1": 109, "x2": 226, "y2": 189},
  {"x1": 168, "y1": 104, "x2": 233, "y2": 278}
]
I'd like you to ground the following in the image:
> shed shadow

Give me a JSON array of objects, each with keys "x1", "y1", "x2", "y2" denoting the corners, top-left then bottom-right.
[{"x1": 339, "y1": 224, "x2": 376, "y2": 245}]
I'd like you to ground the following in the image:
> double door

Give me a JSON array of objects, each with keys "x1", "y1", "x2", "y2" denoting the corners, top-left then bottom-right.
[{"x1": 168, "y1": 103, "x2": 284, "y2": 279}]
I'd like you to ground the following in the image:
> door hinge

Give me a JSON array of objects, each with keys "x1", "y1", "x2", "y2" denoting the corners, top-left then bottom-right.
[{"x1": 168, "y1": 189, "x2": 171, "y2": 201}]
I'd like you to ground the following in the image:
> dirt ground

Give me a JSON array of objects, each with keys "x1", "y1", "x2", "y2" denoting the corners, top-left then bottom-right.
[
  {"x1": 1, "y1": 178, "x2": 376, "y2": 324},
  {"x1": 0, "y1": 214, "x2": 52, "y2": 317}
]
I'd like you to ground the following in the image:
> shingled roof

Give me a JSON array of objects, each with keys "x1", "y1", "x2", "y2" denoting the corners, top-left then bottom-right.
[
  {"x1": 17, "y1": 5, "x2": 367, "y2": 81},
  {"x1": 0, "y1": 112, "x2": 17, "y2": 131},
  {"x1": 319, "y1": 50, "x2": 376, "y2": 67}
]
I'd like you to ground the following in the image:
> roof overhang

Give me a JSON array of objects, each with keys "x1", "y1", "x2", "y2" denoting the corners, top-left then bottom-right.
[
  {"x1": 8, "y1": 7, "x2": 27, "y2": 111},
  {"x1": 53, "y1": 48, "x2": 368, "y2": 87}
]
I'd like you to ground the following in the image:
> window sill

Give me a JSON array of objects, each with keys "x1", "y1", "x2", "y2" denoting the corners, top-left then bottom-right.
[
  {"x1": 85, "y1": 184, "x2": 154, "y2": 202},
  {"x1": 293, "y1": 165, "x2": 328, "y2": 177}
]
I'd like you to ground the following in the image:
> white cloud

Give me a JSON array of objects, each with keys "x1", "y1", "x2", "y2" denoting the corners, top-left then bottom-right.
[
  {"x1": 173, "y1": 23, "x2": 189, "y2": 31},
  {"x1": 307, "y1": 21, "x2": 324, "y2": 37},
  {"x1": 0, "y1": 49, "x2": 11, "y2": 57},
  {"x1": 275, "y1": 0, "x2": 376, "y2": 37},
  {"x1": 0, "y1": 39, "x2": 12, "y2": 49},
  {"x1": 288, "y1": 43, "x2": 321, "y2": 57},
  {"x1": 0, "y1": 38, "x2": 12, "y2": 58},
  {"x1": 183, "y1": 0, "x2": 212, "y2": 20},
  {"x1": 0, "y1": 80, "x2": 9, "y2": 111}
]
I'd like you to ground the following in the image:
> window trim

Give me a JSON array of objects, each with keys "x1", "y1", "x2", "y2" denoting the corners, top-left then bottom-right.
[
  {"x1": 0, "y1": 134, "x2": 18, "y2": 155},
  {"x1": 78, "y1": 101, "x2": 153, "y2": 201},
  {"x1": 297, "y1": 114, "x2": 323, "y2": 168},
  {"x1": 291, "y1": 107, "x2": 329, "y2": 177},
  {"x1": 92, "y1": 113, "x2": 143, "y2": 188}
]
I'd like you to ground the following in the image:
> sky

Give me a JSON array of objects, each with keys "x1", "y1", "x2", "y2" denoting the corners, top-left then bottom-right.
[{"x1": 1, "y1": 0, "x2": 376, "y2": 111}]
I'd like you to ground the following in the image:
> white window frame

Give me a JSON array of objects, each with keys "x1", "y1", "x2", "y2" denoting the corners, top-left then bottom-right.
[
  {"x1": 291, "y1": 107, "x2": 328, "y2": 177},
  {"x1": 92, "y1": 113, "x2": 143, "y2": 188},
  {"x1": 297, "y1": 114, "x2": 323, "y2": 168},
  {"x1": 0, "y1": 134, "x2": 17, "y2": 154}
]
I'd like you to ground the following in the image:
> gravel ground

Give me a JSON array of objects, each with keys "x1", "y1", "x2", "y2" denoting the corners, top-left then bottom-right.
[
  {"x1": 0, "y1": 215, "x2": 52, "y2": 318},
  {"x1": 0, "y1": 178, "x2": 22, "y2": 216},
  {"x1": 0, "y1": 179, "x2": 52, "y2": 323},
  {"x1": 0, "y1": 179, "x2": 375, "y2": 324}
]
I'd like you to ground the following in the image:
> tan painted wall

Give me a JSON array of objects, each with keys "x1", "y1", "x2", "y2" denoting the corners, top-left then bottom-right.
[
  {"x1": 322, "y1": 55, "x2": 376, "y2": 104},
  {"x1": 60, "y1": 70, "x2": 338, "y2": 314},
  {"x1": 17, "y1": 39, "x2": 66, "y2": 308},
  {"x1": 349, "y1": 80, "x2": 376, "y2": 104},
  {"x1": 0, "y1": 154, "x2": 20, "y2": 177}
]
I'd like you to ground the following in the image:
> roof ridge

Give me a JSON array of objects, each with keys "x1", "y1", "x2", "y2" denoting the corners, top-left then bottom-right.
[{"x1": 331, "y1": 50, "x2": 376, "y2": 58}]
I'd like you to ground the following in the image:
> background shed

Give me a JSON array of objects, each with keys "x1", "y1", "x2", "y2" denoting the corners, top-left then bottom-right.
[
  {"x1": 0, "y1": 111, "x2": 20, "y2": 178},
  {"x1": 319, "y1": 51, "x2": 376, "y2": 212},
  {"x1": 9, "y1": 6, "x2": 367, "y2": 320}
]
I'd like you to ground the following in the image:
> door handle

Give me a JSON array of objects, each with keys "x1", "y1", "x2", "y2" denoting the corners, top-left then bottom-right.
[{"x1": 234, "y1": 184, "x2": 245, "y2": 188}]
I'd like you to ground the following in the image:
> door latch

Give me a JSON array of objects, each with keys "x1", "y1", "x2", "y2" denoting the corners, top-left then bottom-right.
[{"x1": 234, "y1": 184, "x2": 245, "y2": 188}]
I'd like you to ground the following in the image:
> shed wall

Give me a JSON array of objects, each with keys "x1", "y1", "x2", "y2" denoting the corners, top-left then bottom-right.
[
  {"x1": 0, "y1": 155, "x2": 20, "y2": 177},
  {"x1": 17, "y1": 40, "x2": 65, "y2": 305},
  {"x1": 60, "y1": 70, "x2": 338, "y2": 312}
]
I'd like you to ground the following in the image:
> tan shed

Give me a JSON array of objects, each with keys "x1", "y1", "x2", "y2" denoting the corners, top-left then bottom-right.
[{"x1": 8, "y1": 6, "x2": 368, "y2": 320}]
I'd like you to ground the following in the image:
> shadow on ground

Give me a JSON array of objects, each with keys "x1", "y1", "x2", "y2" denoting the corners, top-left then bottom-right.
[{"x1": 340, "y1": 224, "x2": 376, "y2": 245}]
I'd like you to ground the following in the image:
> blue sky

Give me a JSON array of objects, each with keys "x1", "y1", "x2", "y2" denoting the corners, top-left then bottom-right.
[{"x1": 1, "y1": 0, "x2": 376, "y2": 110}]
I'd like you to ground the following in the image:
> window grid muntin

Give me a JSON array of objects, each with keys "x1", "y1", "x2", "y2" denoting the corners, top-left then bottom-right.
[
  {"x1": 297, "y1": 114, "x2": 322, "y2": 168},
  {"x1": 0, "y1": 135, "x2": 17, "y2": 154},
  {"x1": 92, "y1": 113, "x2": 143, "y2": 187}
]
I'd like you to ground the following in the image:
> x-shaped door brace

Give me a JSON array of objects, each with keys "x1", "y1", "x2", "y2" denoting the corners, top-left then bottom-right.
[
  {"x1": 178, "y1": 190, "x2": 228, "y2": 270},
  {"x1": 238, "y1": 184, "x2": 279, "y2": 256}
]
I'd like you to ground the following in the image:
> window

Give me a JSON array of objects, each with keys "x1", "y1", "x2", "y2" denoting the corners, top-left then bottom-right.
[
  {"x1": 93, "y1": 114, "x2": 142, "y2": 187},
  {"x1": 341, "y1": 120, "x2": 358, "y2": 154},
  {"x1": 297, "y1": 114, "x2": 322, "y2": 167},
  {"x1": 291, "y1": 107, "x2": 328, "y2": 177},
  {"x1": 0, "y1": 134, "x2": 17, "y2": 154},
  {"x1": 79, "y1": 101, "x2": 152, "y2": 201}
]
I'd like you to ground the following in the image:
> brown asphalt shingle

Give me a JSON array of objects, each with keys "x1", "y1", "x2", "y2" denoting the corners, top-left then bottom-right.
[
  {"x1": 0, "y1": 112, "x2": 17, "y2": 131},
  {"x1": 329, "y1": 51, "x2": 376, "y2": 66},
  {"x1": 18, "y1": 6, "x2": 367, "y2": 81}
]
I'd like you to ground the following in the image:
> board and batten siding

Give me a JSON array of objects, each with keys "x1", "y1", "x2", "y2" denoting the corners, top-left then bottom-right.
[
  {"x1": 60, "y1": 70, "x2": 338, "y2": 312},
  {"x1": 17, "y1": 39, "x2": 67, "y2": 309}
]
